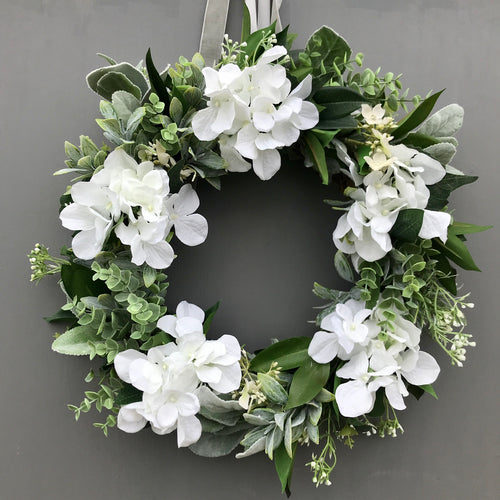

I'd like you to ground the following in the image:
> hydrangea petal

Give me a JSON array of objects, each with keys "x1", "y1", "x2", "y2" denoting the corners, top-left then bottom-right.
[
  {"x1": 308, "y1": 330, "x2": 339, "y2": 364},
  {"x1": 117, "y1": 404, "x2": 147, "y2": 433},
  {"x1": 174, "y1": 214, "x2": 208, "y2": 246},
  {"x1": 176, "y1": 415, "x2": 202, "y2": 447},
  {"x1": 252, "y1": 149, "x2": 281, "y2": 180},
  {"x1": 336, "y1": 380, "x2": 375, "y2": 417}
]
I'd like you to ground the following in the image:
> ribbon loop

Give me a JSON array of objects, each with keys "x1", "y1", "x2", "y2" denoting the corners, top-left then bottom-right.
[{"x1": 199, "y1": 0, "x2": 283, "y2": 66}]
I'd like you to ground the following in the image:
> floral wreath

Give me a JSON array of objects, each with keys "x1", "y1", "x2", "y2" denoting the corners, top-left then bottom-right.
[{"x1": 29, "y1": 5, "x2": 488, "y2": 494}]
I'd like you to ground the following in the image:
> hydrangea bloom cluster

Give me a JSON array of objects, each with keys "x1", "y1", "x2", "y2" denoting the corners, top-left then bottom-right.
[
  {"x1": 113, "y1": 301, "x2": 242, "y2": 446},
  {"x1": 308, "y1": 299, "x2": 440, "y2": 417},
  {"x1": 192, "y1": 45, "x2": 319, "y2": 180},
  {"x1": 59, "y1": 149, "x2": 208, "y2": 269},
  {"x1": 333, "y1": 105, "x2": 452, "y2": 262}
]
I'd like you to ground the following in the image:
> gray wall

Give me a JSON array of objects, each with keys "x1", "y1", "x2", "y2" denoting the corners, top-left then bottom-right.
[{"x1": 1, "y1": 0, "x2": 498, "y2": 498}]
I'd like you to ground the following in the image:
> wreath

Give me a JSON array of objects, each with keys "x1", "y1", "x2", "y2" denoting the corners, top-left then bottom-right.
[{"x1": 29, "y1": 11, "x2": 487, "y2": 495}]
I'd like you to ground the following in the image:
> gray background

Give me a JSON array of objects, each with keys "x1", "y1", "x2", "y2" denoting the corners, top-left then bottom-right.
[{"x1": 1, "y1": 0, "x2": 499, "y2": 498}]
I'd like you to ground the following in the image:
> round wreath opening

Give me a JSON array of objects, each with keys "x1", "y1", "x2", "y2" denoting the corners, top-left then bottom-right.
[{"x1": 29, "y1": 21, "x2": 486, "y2": 493}]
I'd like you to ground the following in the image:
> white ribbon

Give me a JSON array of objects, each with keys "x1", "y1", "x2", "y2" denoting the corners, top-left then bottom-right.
[
  {"x1": 245, "y1": 0, "x2": 283, "y2": 32},
  {"x1": 199, "y1": 0, "x2": 283, "y2": 65}
]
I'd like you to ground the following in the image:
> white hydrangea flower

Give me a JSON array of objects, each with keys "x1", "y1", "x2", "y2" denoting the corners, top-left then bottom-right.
[
  {"x1": 59, "y1": 181, "x2": 119, "y2": 260},
  {"x1": 192, "y1": 45, "x2": 319, "y2": 181},
  {"x1": 308, "y1": 299, "x2": 379, "y2": 363},
  {"x1": 164, "y1": 184, "x2": 208, "y2": 246},
  {"x1": 115, "y1": 217, "x2": 174, "y2": 269}
]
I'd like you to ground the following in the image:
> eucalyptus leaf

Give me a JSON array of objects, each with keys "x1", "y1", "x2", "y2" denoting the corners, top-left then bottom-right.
[{"x1": 52, "y1": 326, "x2": 100, "y2": 356}]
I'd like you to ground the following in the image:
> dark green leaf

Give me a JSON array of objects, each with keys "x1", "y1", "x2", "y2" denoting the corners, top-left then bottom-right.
[
  {"x1": 433, "y1": 252, "x2": 457, "y2": 295},
  {"x1": 44, "y1": 308, "x2": 77, "y2": 323},
  {"x1": 285, "y1": 359, "x2": 330, "y2": 410},
  {"x1": 390, "y1": 209, "x2": 424, "y2": 242},
  {"x1": 241, "y1": 2, "x2": 251, "y2": 41},
  {"x1": 402, "y1": 133, "x2": 440, "y2": 149},
  {"x1": 61, "y1": 262, "x2": 108, "y2": 300},
  {"x1": 115, "y1": 384, "x2": 142, "y2": 405},
  {"x1": 427, "y1": 173, "x2": 478, "y2": 211},
  {"x1": 145, "y1": 48, "x2": 170, "y2": 106},
  {"x1": 313, "y1": 86, "x2": 369, "y2": 118},
  {"x1": 203, "y1": 301, "x2": 220, "y2": 334},
  {"x1": 448, "y1": 222, "x2": 492, "y2": 236},
  {"x1": 250, "y1": 337, "x2": 311, "y2": 372},
  {"x1": 304, "y1": 131, "x2": 328, "y2": 185},
  {"x1": 436, "y1": 234, "x2": 481, "y2": 271},
  {"x1": 420, "y1": 384, "x2": 438, "y2": 399},
  {"x1": 316, "y1": 115, "x2": 357, "y2": 130},
  {"x1": 242, "y1": 21, "x2": 277, "y2": 60},
  {"x1": 274, "y1": 442, "x2": 297, "y2": 497},
  {"x1": 392, "y1": 90, "x2": 444, "y2": 140}
]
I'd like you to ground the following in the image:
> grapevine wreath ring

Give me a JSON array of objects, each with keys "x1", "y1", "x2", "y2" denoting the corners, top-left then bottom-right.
[{"x1": 29, "y1": 9, "x2": 487, "y2": 494}]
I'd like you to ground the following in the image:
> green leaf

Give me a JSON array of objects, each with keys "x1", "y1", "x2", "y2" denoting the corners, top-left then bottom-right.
[
  {"x1": 115, "y1": 384, "x2": 142, "y2": 405},
  {"x1": 334, "y1": 250, "x2": 356, "y2": 283},
  {"x1": 390, "y1": 209, "x2": 424, "y2": 242},
  {"x1": 44, "y1": 308, "x2": 77, "y2": 323},
  {"x1": 87, "y1": 62, "x2": 149, "y2": 101},
  {"x1": 392, "y1": 90, "x2": 444, "y2": 140},
  {"x1": 304, "y1": 131, "x2": 328, "y2": 185},
  {"x1": 313, "y1": 86, "x2": 369, "y2": 117},
  {"x1": 311, "y1": 129, "x2": 339, "y2": 147},
  {"x1": 420, "y1": 384, "x2": 438, "y2": 399},
  {"x1": 305, "y1": 26, "x2": 351, "y2": 73},
  {"x1": 169, "y1": 97, "x2": 184, "y2": 125},
  {"x1": 285, "y1": 359, "x2": 330, "y2": 410},
  {"x1": 189, "y1": 427, "x2": 247, "y2": 458},
  {"x1": 112, "y1": 90, "x2": 140, "y2": 123},
  {"x1": 448, "y1": 222, "x2": 492, "y2": 236},
  {"x1": 316, "y1": 115, "x2": 357, "y2": 130},
  {"x1": 125, "y1": 107, "x2": 145, "y2": 136},
  {"x1": 274, "y1": 442, "x2": 297, "y2": 496},
  {"x1": 203, "y1": 301, "x2": 220, "y2": 334},
  {"x1": 145, "y1": 48, "x2": 170, "y2": 106},
  {"x1": 143, "y1": 265, "x2": 157, "y2": 288},
  {"x1": 436, "y1": 234, "x2": 481, "y2": 271},
  {"x1": 250, "y1": 337, "x2": 311, "y2": 372},
  {"x1": 433, "y1": 252, "x2": 457, "y2": 295},
  {"x1": 241, "y1": 2, "x2": 251, "y2": 42},
  {"x1": 52, "y1": 326, "x2": 100, "y2": 356},
  {"x1": 257, "y1": 373, "x2": 288, "y2": 406},
  {"x1": 96, "y1": 72, "x2": 142, "y2": 101},
  {"x1": 423, "y1": 142, "x2": 456, "y2": 165},
  {"x1": 427, "y1": 173, "x2": 478, "y2": 211},
  {"x1": 61, "y1": 262, "x2": 107, "y2": 300},
  {"x1": 418, "y1": 103, "x2": 464, "y2": 138},
  {"x1": 242, "y1": 21, "x2": 277, "y2": 60},
  {"x1": 402, "y1": 133, "x2": 440, "y2": 150}
]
